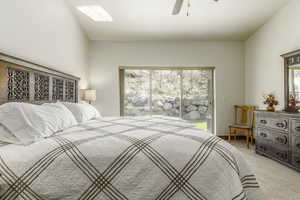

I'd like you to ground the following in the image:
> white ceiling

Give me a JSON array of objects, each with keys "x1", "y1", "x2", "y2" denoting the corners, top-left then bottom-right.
[{"x1": 67, "y1": 0, "x2": 290, "y2": 41}]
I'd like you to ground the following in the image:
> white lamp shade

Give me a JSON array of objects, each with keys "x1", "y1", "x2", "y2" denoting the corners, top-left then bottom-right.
[{"x1": 84, "y1": 90, "x2": 97, "y2": 102}]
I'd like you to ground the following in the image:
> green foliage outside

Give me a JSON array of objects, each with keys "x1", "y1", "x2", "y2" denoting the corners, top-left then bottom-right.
[{"x1": 195, "y1": 122, "x2": 207, "y2": 131}]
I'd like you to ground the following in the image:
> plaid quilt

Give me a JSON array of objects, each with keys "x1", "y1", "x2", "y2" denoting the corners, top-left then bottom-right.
[{"x1": 0, "y1": 116, "x2": 263, "y2": 200}]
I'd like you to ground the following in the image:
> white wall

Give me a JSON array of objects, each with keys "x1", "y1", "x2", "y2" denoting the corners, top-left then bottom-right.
[
  {"x1": 245, "y1": 0, "x2": 300, "y2": 109},
  {"x1": 89, "y1": 41, "x2": 244, "y2": 135},
  {"x1": 0, "y1": 0, "x2": 89, "y2": 88}
]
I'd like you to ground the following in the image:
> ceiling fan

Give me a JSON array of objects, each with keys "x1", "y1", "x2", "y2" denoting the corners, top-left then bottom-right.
[
  {"x1": 172, "y1": 0, "x2": 184, "y2": 15},
  {"x1": 172, "y1": 0, "x2": 219, "y2": 15}
]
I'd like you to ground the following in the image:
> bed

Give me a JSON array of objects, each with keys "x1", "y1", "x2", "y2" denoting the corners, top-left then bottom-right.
[{"x1": 0, "y1": 53, "x2": 263, "y2": 200}]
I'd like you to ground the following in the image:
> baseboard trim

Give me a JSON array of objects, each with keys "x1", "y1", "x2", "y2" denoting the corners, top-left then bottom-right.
[{"x1": 217, "y1": 135, "x2": 256, "y2": 143}]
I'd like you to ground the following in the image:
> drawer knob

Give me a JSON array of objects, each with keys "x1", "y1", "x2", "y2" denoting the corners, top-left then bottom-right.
[
  {"x1": 276, "y1": 122, "x2": 285, "y2": 128},
  {"x1": 276, "y1": 152, "x2": 287, "y2": 159},
  {"x1": 295, "y1": 127, "x2": 300, "y2": 132},
  {"x1": 275, "y1": 136, "x2": 288, "y2": 144},
  {"x1": 260, "y1": 132, "x2": 267, "y2": 138},
  {"x1": 259, "y1": 145, "x2": 267, "y2": 151},
  {"x1": 260, "y1": 120, "x2": 267, "y2": 124}
]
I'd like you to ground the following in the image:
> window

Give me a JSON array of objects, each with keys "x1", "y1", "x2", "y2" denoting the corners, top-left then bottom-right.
[{"x1": 119, "y1": 67, "x2": 214, "y2": 132}]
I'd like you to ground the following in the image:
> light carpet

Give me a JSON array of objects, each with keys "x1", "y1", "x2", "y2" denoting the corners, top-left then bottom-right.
[{"x1": 230, "y1": 141, "x2": 300, "y2": 200}]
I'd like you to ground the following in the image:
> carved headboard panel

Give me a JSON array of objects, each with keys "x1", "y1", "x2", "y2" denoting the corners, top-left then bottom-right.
[{"x1": 0, "y1": 53, "x2": 80, "y2": 104}]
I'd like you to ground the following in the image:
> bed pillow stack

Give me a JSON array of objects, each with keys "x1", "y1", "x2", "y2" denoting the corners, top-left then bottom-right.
[
  {"x1": 0, "y1": 102, "x2": 77, "y2": 145},
  {"x1": 61, "y1": 102, "x2": 101, "y2": 123},
  {"x1": 0, "y1": 102, "x2": 101, "y2": 145}
]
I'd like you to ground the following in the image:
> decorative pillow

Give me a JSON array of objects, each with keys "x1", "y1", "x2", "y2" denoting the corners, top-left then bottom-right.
[
  {"x1": 0, "y1": 102, "x2": 78, "y2": 145},
  {"x1": 62, "y1": 102, "x2": 101, "y2": 123}
]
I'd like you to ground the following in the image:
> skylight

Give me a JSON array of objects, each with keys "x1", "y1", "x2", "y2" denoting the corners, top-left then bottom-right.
[{"x1": 77, "y1": 5, "x2": 113, "y2": 22}]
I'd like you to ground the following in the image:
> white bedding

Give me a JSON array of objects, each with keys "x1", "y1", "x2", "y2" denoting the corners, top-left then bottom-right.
[
  {"x1": 62, "y1": 102, "x2": 101, "y2": 123},
  {"x1": 0, "y1": 102, "x2": 78, "y2": 144},
  {"x1": 0, "y1": 116, "x2": 263, "y2": 200}
]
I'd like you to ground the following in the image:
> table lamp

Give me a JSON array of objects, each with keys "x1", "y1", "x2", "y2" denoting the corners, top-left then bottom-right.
[{"x1": 84, "y1": 89, "x2": 96, "y2": 104}]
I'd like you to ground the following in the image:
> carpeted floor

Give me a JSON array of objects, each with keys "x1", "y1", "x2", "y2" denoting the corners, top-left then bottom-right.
[{"x1": 229, "y1": 141, "x2": 300, "y2": 200}]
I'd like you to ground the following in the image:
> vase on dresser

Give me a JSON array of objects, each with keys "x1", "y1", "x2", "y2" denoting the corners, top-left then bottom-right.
[
  {"x1": 255, "y1": 111, "x2": 300, "y2": 171},
  {"x1": 266, "y1": 105, "x2": 275, "y2": 112}
]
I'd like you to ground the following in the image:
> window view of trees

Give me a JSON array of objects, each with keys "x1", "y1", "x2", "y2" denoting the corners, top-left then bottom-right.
[
  {"x1": 123, "y1": 69, "x2": 213, "y2": 131},
  {"x1": 182, "y1": 70, "x2": 212, "y2": 121},
  {"x1": 151, "y1": 70, "x2": 181, "y2": 117},
  {"x1": 124, "y1": 70, "x2": 151, "y2": 116}
]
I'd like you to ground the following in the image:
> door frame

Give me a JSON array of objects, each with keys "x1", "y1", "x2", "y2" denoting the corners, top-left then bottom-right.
[{"x1": 119, "y1": 66, "x2": 215, "y2": 133}]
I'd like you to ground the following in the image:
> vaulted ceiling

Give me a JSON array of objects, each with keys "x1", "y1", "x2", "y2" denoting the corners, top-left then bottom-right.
[{"x1": 67, "y1": 0, "x2": 290, "y2": 41}]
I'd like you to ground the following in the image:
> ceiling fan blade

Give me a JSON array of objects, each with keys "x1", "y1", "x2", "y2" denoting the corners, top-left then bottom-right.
[{"x1": 172, "y1": 0, "x2": 184, "y2": 15}]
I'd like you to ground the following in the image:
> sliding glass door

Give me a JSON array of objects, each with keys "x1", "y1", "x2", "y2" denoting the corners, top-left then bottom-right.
[
  {"x1": 123, "y1": 70, "x2": 150, "y2": 116},
  {"x1": 151, "y1": 70, "x2": 181, "y2": 117},
  {"x1": 120, "y1": 67, "x2": 214, "y2": 132},
  {"x1": 182, "y1": 70, "x2": 213, "y2": 131}
]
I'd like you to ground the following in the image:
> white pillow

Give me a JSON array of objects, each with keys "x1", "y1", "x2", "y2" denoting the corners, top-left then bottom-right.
[
  {"x1": 0, "y1": 102, "x2": 78, "y2": 144},
  {"x1": 0, "y1": 103, "x2": 42, "y2": 144},
  {"x1": 40, "y1": 103, "x2": 78, "y2": 135},
  {"x1": 62, "y1": 102, "x2": 101, "y2": 123}
]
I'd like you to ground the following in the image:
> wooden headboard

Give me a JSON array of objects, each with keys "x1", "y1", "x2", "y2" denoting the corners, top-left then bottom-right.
[{"x1": 0, "y1": 52, "x2": 80, "y2": 104}]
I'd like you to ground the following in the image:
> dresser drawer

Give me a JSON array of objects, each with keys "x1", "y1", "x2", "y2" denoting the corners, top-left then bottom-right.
[
  {"x1": 257, "y1": 116, "x2": 288, "y2": 131},
  {"x1": 255, "y1": 111, "x2": 300, "y2": 172},
  {"x1": 256, "y1": 128, "x2": 289, "y2": 150},
  {"x1": 291, "y1": 153, "x2": 300, "y2": 169},
  {"x1": 256, "y1": 141, "x2": 272, "y2": 155},
  {"x1": 291, "y1": 119, "x2": 300, "y2": 135},
  {"x1": 291, "y1": 134, "x2": 300, "y2": 154},
  {"x1": 256, "y1": 128, "x2": 273, "y2": 143},
  {"x1": 272, "y1": 148, "x2": 289, "y2": 162},
  {"x1": 272, "y1": 131, "x2": 289, "y2": 150}
]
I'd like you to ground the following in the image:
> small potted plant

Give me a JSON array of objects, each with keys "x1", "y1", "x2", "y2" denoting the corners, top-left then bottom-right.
[
  {"x1": 263, "y1": 94, "x2": 279, "y2": 112},
  {"x1": 285, "y1": 94, "x2": 299, "y2": 113}
]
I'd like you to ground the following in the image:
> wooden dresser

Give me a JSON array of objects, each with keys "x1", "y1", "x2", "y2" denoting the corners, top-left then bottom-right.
[{"x1": 255, "y1": 111, "x2": 300, "y2": 171}]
